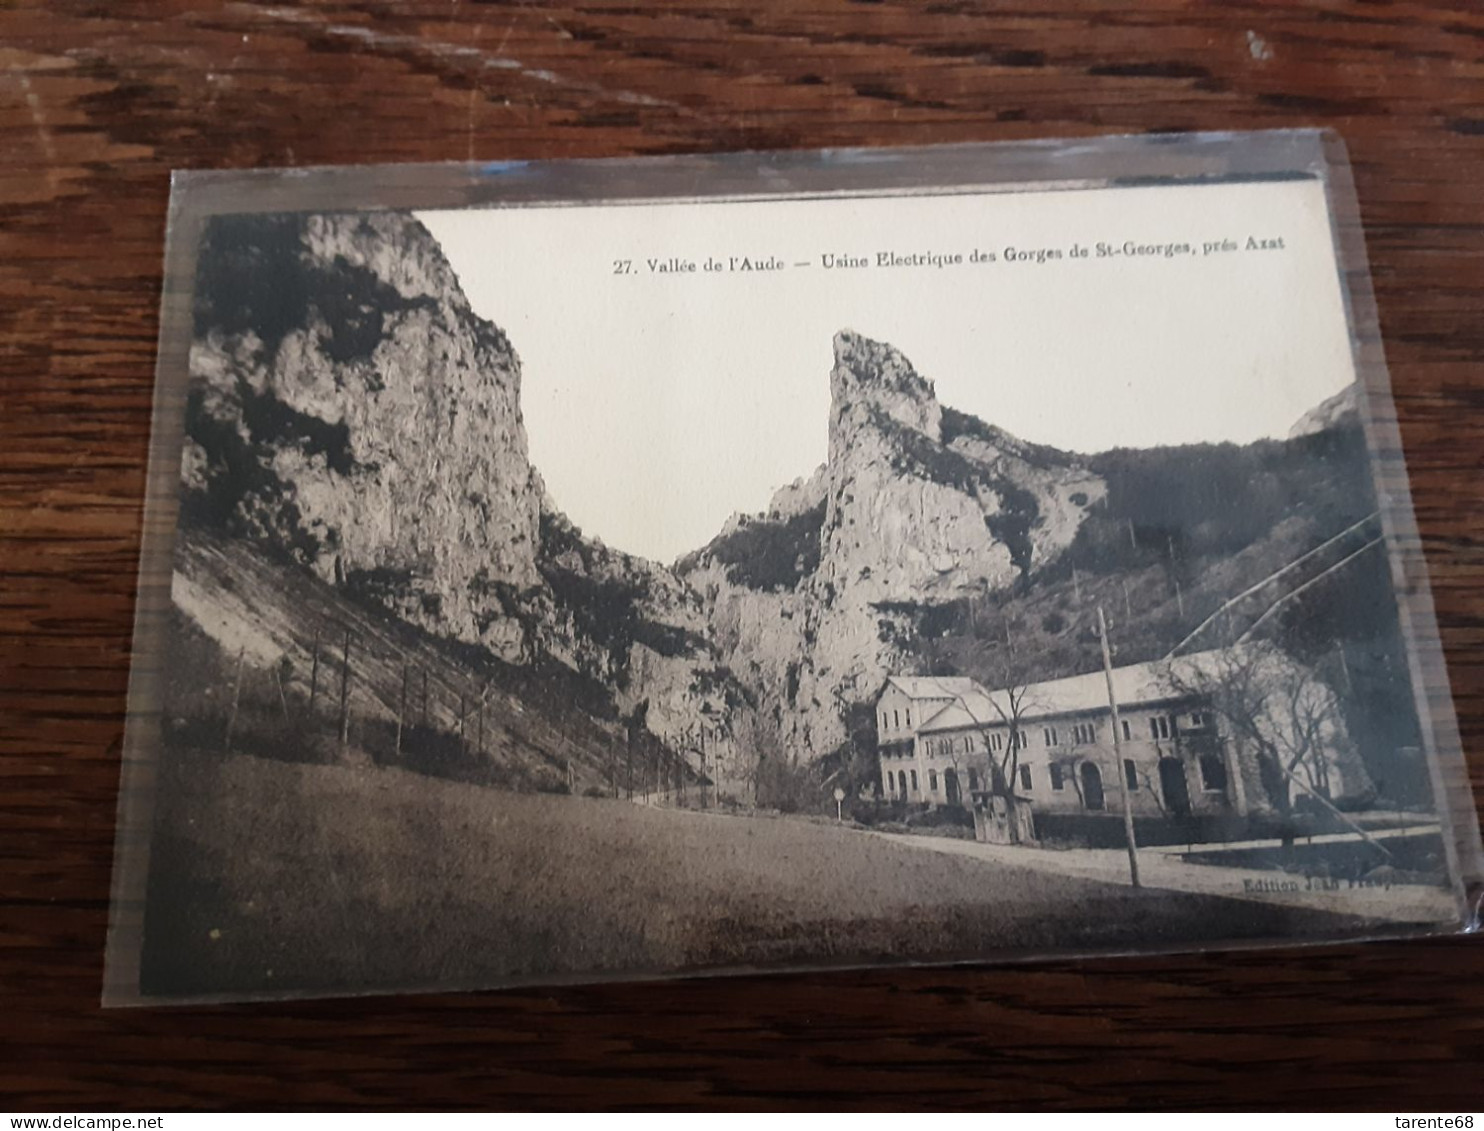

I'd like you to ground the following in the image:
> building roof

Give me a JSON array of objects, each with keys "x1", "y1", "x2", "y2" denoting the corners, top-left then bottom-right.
[
  {"x1": 883, "y1": 675, "x2": 982, "y2": 701},
  {"x1": 915, "y1": 649, "x2": 1238, "y2": 735}
]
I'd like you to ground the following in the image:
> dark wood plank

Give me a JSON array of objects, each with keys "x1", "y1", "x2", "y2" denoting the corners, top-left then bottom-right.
[{"x1": 2, "y1": 0, "x2": 1481, "y2": 1111}]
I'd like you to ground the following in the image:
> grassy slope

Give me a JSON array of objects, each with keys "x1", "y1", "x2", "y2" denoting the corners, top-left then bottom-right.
[{"x1": 141, "y1": 753, "x2": 1371, "y2": 1000}]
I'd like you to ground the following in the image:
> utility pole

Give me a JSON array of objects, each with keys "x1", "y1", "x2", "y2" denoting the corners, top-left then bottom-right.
[{"x1": 1097, "y1": 605, "x2": 1140, "y2": 889}]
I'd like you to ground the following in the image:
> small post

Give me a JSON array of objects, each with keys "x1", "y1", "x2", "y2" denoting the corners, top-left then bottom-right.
[
  {"x1": 224, "y1": 646, "x2": 246, "y2": 752},
  {"x1": 307, "y1": 629, "x2": 321, "y2": 716},
  {"x1": 1098, "y1": 606, "x2": 1140, "y2": 889},
  {"x1": 458, "y1": 692, "x2": 467, "y2": 756},
  {"x1": 273, "y1": 663, "x2": 290, "y2": 723},
  {"x1": 338, "y1": 627, "x2": 352, "y2": 754},
  {"x1": 395, "y1": 663, "x2": 407, "y2": 758},
  {"x1": 1168, "y1": 535, "x2": 1185, "y2": 619}
]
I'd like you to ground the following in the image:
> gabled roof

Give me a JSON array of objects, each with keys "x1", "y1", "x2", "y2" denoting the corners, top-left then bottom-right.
[
  {"x1": 914, "y1": 648, "x2": 1241, "y2": 734},
  {"x1": 917, "y1": 698, "x2": 996, "y2": 733},
  {"x1": 883, "y1": 675, "x2": 981, "y2": 702}
]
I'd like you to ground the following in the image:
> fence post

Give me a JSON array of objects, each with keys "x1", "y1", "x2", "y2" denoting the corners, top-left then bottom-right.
[
  {"x1": 273, "y1": 663, "x2": 290, "y2": 723},
  {"x1": 224, "y1": 646, "x2": 246, "y2": 753},
  {"x1": 395, "y1": 662, "x2": 407, "y2": 759},
  {"x1": 338, "y1": 627, "x2": 352, "y2": 755},
  {"x1": 308, "y1": 629, "x2": 320, "y2": 717}
]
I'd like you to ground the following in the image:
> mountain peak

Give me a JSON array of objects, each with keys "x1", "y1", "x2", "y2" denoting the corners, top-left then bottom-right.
[{"x1": 829, "y1": 330, "x2": 943, "y2": 463}]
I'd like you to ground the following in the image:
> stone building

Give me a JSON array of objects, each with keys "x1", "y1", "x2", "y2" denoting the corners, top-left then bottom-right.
[{"x1": 875, "y1": 647, "x2": 1371, "y2": 837}]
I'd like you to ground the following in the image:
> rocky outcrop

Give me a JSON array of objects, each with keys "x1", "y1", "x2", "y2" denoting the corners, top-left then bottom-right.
[
  {"x1": 681, "y1": 330, "x2": 1106, "y2": 761},
  {"x1": 1288, "y1": 383, "x2": 1359, "y2": 439},
  {"x1": 182, "y1": 211, "x2": 738, "y2": 760}
]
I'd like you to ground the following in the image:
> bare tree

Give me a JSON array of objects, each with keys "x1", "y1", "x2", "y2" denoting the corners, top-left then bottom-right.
[
  {"x1": 1161, "y1": 642, "x2": 1385, "y2": 856},
  {"x1": 976, "y1": 677, "x2": 1040, "y2": 845}
]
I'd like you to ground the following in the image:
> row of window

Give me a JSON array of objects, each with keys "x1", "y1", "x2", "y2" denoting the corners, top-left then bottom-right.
[
  {"x1": 883, "y1": 753, "x2": 1229, "y2": 799},
  {"x1": 887, "y1": 709, "x2": 1218, "y2": 752},
  {"x1": 881, "y1": 707, "x2": 913, "y2": 731}
]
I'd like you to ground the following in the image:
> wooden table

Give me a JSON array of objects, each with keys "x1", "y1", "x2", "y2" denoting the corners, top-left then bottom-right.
[{"x1": 3, "y1": 1, "x2": 1482, "y2": 1111}]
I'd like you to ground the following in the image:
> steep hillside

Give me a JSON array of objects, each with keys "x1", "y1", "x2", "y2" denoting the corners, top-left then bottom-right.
[
  {"x1": 167, "y1": 526, "x2": 631, "y2": 794},
  {"x1": 910, "y1": 421, "x2": 1383, "y2": 687}
]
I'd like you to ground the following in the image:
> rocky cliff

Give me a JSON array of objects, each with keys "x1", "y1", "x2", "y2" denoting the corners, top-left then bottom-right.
[
  {"x1": 1288, "y1": 383, "x2": 1359, "y2": 439},
  {"x1": 680, "y1": 331, "x2": 1106, "y2": 760},
  {"x1": 182, "y1": 212, "x2": 739, "y2": 760}
]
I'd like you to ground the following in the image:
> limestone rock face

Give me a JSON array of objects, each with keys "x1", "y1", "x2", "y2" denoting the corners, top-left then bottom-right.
[
  {"x1": 681, "y1": 330, "x2": 1106, "y2": 761},
  {"x1": 182, "y1": 212, "x2": 737, "y2": 756},
  {"x1": 1288, "y1": 383, "x2": 1359, "y2": 439}
]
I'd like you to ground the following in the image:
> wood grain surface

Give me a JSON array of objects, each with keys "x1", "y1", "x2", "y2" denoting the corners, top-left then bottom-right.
[{"x1": 3, "y1": 0, "x2": 1483, "y2": 1112}]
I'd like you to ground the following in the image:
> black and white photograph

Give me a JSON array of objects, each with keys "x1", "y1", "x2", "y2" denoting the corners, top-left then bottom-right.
[{"x1": 108, "y1": 151, "x2": 1473, "y2": 1004}]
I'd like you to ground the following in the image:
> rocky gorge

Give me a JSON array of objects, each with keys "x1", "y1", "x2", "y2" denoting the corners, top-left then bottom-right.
[{"x1": 177, "y1": 208, "x2": 1357, "y2": 795}]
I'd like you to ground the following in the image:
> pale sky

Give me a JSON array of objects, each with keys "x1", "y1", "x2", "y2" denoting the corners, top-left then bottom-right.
[{"x1": 418, "y1": 177, "x2": 1356, "y2": 565}]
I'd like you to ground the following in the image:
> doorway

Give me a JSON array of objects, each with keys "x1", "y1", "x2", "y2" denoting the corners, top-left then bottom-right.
[
  {"x1": 1159, "y1": 757, "x2": 1191, "y2": 816},
  {"x1": 1079, "y1": 762, "x2": 1105, "y2": 811}
]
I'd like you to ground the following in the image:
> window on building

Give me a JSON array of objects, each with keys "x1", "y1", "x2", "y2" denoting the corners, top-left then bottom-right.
[
  {"x1": 968, "y1": 768, "x2": 980, "y2": 791},
  {"x1": 1019, "y1": 764, "x2": 1033, "y2": 791},
  {"x1": 1072, "y1": 722, "x2": 1096, "y2": 744},
  {"x1": 1049, "y1": 763, "x2": 1065, "y2": 791},
  {"x1": 1150, "y1": 715, "x2": 1171, "y2": 740},
  {"x1": 898, "y1": 770, "x2": 907, "y2": 797},
  {"x1": 910, "y1": 770, "x2": 918, "y2": 793},
  {"x1": 1188, "y1": 711, "x2": 1213, "y2": 731},
  {"x1": 1199, "y1": 754, "x2": 1228, "y2": 792},
  {"x1": 1122, "y1": 719, "x2": 1132, "y2": 742},
  {"x1": 928, "y1": 769, "x2": 938, "y2": 793},
  {"x1": 1124, "y1": 759, "x2": 1138, "y2": 790},
  {"x1": 905, "y1": 709, "x2": 911, "y2": 727},
  {"x1": 1044, "y1": 727, "x2": 1058, "y2": 747},
  {"x1": 883, "y1": 773, "x2": 893, "y2": 796},
  {"x1": 894, "y1": 709, "x2": 900, "y2": 729},
  {"x1": 881, "y1": 712, "x2": 887, "y2": 731}
]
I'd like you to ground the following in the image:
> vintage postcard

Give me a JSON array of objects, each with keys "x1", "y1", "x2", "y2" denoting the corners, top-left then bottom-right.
[{"x1": 106, "y1": 133, "x2": 1482, "y2": 1003}]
